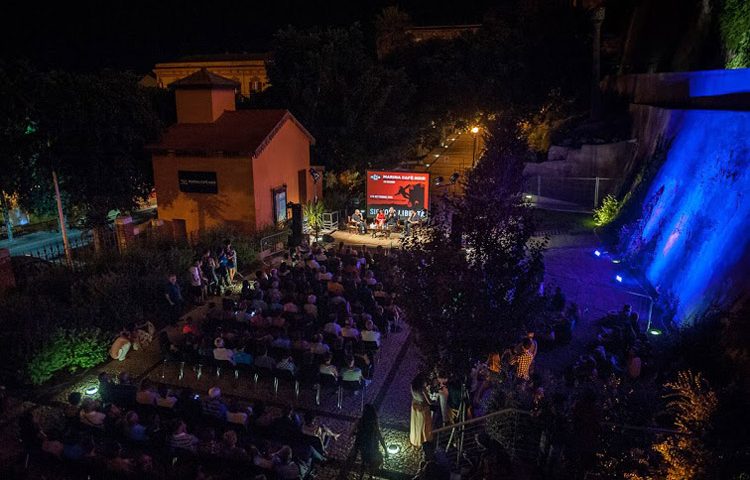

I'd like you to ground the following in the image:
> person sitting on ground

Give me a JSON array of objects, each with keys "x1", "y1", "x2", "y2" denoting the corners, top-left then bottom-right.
[
  {"x1": 168, "y1": 420, "x2": 198, "y2": 453},
  {"x1": 213, "y1": 337, "x2": 235, "y2": 365},
  {"x1": 276, "y1": 350, "x2": 298, "y2": 375},
  {"x1": 310, "y1": 334, "x2": 330, "y2": 355},
  {"x1": 136, "y1": 378, "x2": 158, "y2": 406},
  {"x1": 110, "y1": 329, "x2": 133, "y2": 362},
  {"x1": 201, "y1": 387, "x2": 228, "y2": 421},
  {"x1": 302, "y1": 411, "x2": 341, "y2": 452}
]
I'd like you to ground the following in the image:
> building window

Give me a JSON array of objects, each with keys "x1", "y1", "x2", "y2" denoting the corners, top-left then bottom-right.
[{"x1": 272, "y1": 186, "x2": 287, "y2": 224}]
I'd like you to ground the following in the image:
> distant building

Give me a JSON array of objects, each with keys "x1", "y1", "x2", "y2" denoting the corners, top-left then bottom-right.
[
  {"x1": 148, "y1": 69, "x2": 318, "y2": 237},
  {"x1": 152, "y1": 52, "x2": 271, "y2": 97},
  {"x1": 405, "y1": 24, "x2": 481, "y2": 43},
  {"x1": 377, "y1": 24, "x2": 481, "y2": 58}
]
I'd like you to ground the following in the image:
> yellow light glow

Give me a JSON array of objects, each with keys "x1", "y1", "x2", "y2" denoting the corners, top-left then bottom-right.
[{"x1": 471, "y1": 127, "x2": 479, "y2": 134}]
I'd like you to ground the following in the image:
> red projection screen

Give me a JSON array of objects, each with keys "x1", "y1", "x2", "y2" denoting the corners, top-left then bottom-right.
[{"x1": 365, "y1": 170, "x2": 430, "y2": 219}]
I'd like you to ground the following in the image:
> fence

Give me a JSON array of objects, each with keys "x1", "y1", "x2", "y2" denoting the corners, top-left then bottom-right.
[
  {"x1": 433, "y1": 406, "x2": 682, "y2": 475},
  {"x1": 259, "y1": 229, "x2": 290, "y2": 261},
  {"x1": 9, "y1": 228, "x2": 118, "y2": 269},
  {"x1": 522, "y1": 176, "x2": 621, "y2": 211}
]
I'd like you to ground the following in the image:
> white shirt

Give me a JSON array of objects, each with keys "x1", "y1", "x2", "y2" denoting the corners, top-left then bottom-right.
[
  {"x1": 189, "y1": 266, "x2": 202, "y2": 287},
  {"x1": 341, "y1": 327, "x2": 360, "y2": 339},
  {"x1": 213, "y1": 347, "x2": 234, "y2": 363},
  {"x1": 361, "y1": 330, "x2": 381, "y2": 346}
]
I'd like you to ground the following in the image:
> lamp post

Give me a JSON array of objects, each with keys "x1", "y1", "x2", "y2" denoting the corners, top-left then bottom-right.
[{"x1": 470, "y1": 126, "x2": 479, "y2": 168}]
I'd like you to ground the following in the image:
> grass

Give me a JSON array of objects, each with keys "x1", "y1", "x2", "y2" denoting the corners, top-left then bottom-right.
[{"x1": 532, "y1": 209, "x2": 596, "y2": 235}]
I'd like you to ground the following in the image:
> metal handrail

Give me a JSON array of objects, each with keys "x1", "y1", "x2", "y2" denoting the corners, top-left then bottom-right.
[{"x1": 432, "y1": 407, "x2": 533, "y2": 436}]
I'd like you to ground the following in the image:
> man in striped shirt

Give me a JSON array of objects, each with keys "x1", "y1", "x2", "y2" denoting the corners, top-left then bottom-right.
[{"x1": 168, "y1": 420, "x2": 198, "y2": 452}]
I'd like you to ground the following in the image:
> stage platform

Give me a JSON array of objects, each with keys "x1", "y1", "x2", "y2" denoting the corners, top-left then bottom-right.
[{"x1": 329, "y1": 229, "x2": 402, "y2": 249}]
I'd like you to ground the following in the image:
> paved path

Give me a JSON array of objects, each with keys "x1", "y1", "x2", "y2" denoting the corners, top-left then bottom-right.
[{"x1": 0, "y1": 229, "x2": 86, "y2": 256}]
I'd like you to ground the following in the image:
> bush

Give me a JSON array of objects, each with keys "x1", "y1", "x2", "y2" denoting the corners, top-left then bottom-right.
[
  {"x1": 26, "y1": 327, "x2": 109, "y2": 385},
  {"x1": 593, "y1": 194, "x2": 621, "y2": 227}
]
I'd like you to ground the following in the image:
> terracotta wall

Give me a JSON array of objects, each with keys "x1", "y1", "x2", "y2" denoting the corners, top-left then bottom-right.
[
  {"x1": 152, "y1": 154, "x2": 255, "y2": 237},
  {"x1": 175, "y1": 89, "x2": 235, "y2": 123},
  {"x1": 252, "y1": 120, "x2": 312, "y2": 229}
]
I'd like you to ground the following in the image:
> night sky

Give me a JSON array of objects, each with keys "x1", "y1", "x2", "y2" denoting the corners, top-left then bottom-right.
[{"x1": 2, "y1": 0, "x2": 496, "y2": 72}]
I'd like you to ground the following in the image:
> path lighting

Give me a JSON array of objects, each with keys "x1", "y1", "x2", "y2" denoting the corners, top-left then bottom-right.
[{"x1": 386, "y1": 444, "x2": 401, "y2": 455}]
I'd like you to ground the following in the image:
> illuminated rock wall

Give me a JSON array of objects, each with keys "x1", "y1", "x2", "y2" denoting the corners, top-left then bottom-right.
[{"x1": 628, "y1": 104, "x2": 750, "y2": 323}]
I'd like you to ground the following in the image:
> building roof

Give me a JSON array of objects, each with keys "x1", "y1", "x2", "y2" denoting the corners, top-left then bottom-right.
[
  {"x1": 176, "y1": 52, "x2": 272, "y2": 62},
  {"x1": 149, "y1": 109, "x2": 315, "y2": 157},
  {"x1": 169, "y1": 68, "x2": 240, "y2": 90}
]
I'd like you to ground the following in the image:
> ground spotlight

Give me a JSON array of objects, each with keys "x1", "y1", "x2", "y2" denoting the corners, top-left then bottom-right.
[
  {"x1": 615, "y1": 275, "x2": 623, "y2": 283},
  {"x1": 594, "y1": 250, "x2": 601, "y2": 257},
  {"x1": 386, "y1": 443, "x2": 401, "y2": 455},
  {"x1": 524, "y1": 194, "x2": 533, "y2": 200},
  {"x1": 449, "y1": 172, "x2": 460, "y2": 184},
  {"x1": 648, "y1": 328, "x2": 663, "y2": 336},
  {"x1": 434, "y1": 176, "x2": 444, "y2": 186},
  {"x1": 84, "y1": 384, "x2": 99, "y2": 396}
]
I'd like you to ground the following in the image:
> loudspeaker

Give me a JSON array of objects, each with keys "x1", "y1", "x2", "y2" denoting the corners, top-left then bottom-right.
[{"x1": 289, "y1": 203, "x2": 303, "y2": 247}]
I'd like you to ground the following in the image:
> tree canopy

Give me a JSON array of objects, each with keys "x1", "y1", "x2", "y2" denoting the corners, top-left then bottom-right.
[{"x1": 0, "y1": 63, "x2": 164, "y2": 227}]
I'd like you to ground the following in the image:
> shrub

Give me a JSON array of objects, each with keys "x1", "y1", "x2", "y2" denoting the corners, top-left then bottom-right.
[
  {"x1": 593, "y1": 194, "x2": 621, "y2": 226},
  {"x1": 26, "y1": 327, "x2": 109, "y2": 385}
]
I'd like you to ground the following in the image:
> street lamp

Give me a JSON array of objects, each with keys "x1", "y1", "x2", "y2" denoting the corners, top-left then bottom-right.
[{"x1": 470, "y1": 126, "x2": 480, "y2": 168}]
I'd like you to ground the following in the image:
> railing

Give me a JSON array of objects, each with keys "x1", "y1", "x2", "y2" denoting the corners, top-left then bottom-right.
[
  {"x1": 433, "y1": 408, "x2": 542, "y2": 469},
  {"x1": 522, "y1": 176, "x2": 621, "y2": 211},
  {"x1": 433, "y1": 406, "x2": 683, "y2": 475},
  {"x1": 259, "y1": 229, "x2": 290, "y2": 260}
]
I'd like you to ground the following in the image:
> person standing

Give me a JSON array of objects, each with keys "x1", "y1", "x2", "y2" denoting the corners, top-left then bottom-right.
[
  {"x1": 405, "y1": 210, "x2": 420, "y2": 236},
  {"x1": 409, "y1": 375, "x2": 433, "y2": 447},
  {"x1": 223, "y1": 239, "x2": 238, "y2": 284},
  {"x1": 188, "y1": 258, "x2": 205, "y2": 305},
  {"x1": 510, "y1": 338, "x2": 535, "y2": 381},
  {"x1": 164, "y1": 274, "x2": 183, "y2": 325},
  {"x1": 354, "y1": 404, "x2": 388, "y2": 479}
]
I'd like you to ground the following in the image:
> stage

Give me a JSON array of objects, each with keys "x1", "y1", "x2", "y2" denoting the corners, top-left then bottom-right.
[{"x1": 329, "y1": 229, "x2": 403, "y2": 249}]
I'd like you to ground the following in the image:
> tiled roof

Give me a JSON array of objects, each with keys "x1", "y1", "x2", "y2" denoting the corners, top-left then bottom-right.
[
  {"x1": 149, "y1": 110, "x2": 315, "y2": 157},
  {"x1": 169, "y1": 68, "x2": 239, "y2": 90}
]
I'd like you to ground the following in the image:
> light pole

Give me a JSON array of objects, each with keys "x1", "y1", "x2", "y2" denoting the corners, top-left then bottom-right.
[{"x1": 470, "y1": 126, "x2": 479, "y2": 168}]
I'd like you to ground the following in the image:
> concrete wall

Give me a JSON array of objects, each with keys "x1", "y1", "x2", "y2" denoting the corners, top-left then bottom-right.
[
  {"x1": 602, "y1": 68, "x2": 750, "y2": 110},
  {"x1": 525, "y1": 140, "x2": 637, "y2": 178},
  {"x1": 152, "y1": 154, "x2": 255, "y2": 236},
  {"x1": 252, "y1": 119, "x2": 312, "y2": 229}
]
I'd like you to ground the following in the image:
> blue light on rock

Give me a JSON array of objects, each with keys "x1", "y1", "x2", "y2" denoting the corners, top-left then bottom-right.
[{"x1": 630, "y1": 108, "x2": 750, "y2": 324}]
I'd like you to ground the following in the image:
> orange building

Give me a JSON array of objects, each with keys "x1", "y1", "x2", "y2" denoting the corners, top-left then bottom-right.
[
  {"x1": 149, "y1": 69, "x2": 318, "y2": 238},
  {"x1": 152, "y1": 53, "x2": 270, "y2": 97}
]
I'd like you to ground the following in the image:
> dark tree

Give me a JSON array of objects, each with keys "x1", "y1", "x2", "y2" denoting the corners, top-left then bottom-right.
[
  {"x1": 255, "y1": 24, "x2": 417, "y2": 172},
  {"x1": 2, "y1": 68, "x2": 164, "y2": 227},
  {"x1": 397, "y1": 117, "x2": 546, "y2": 378}
]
